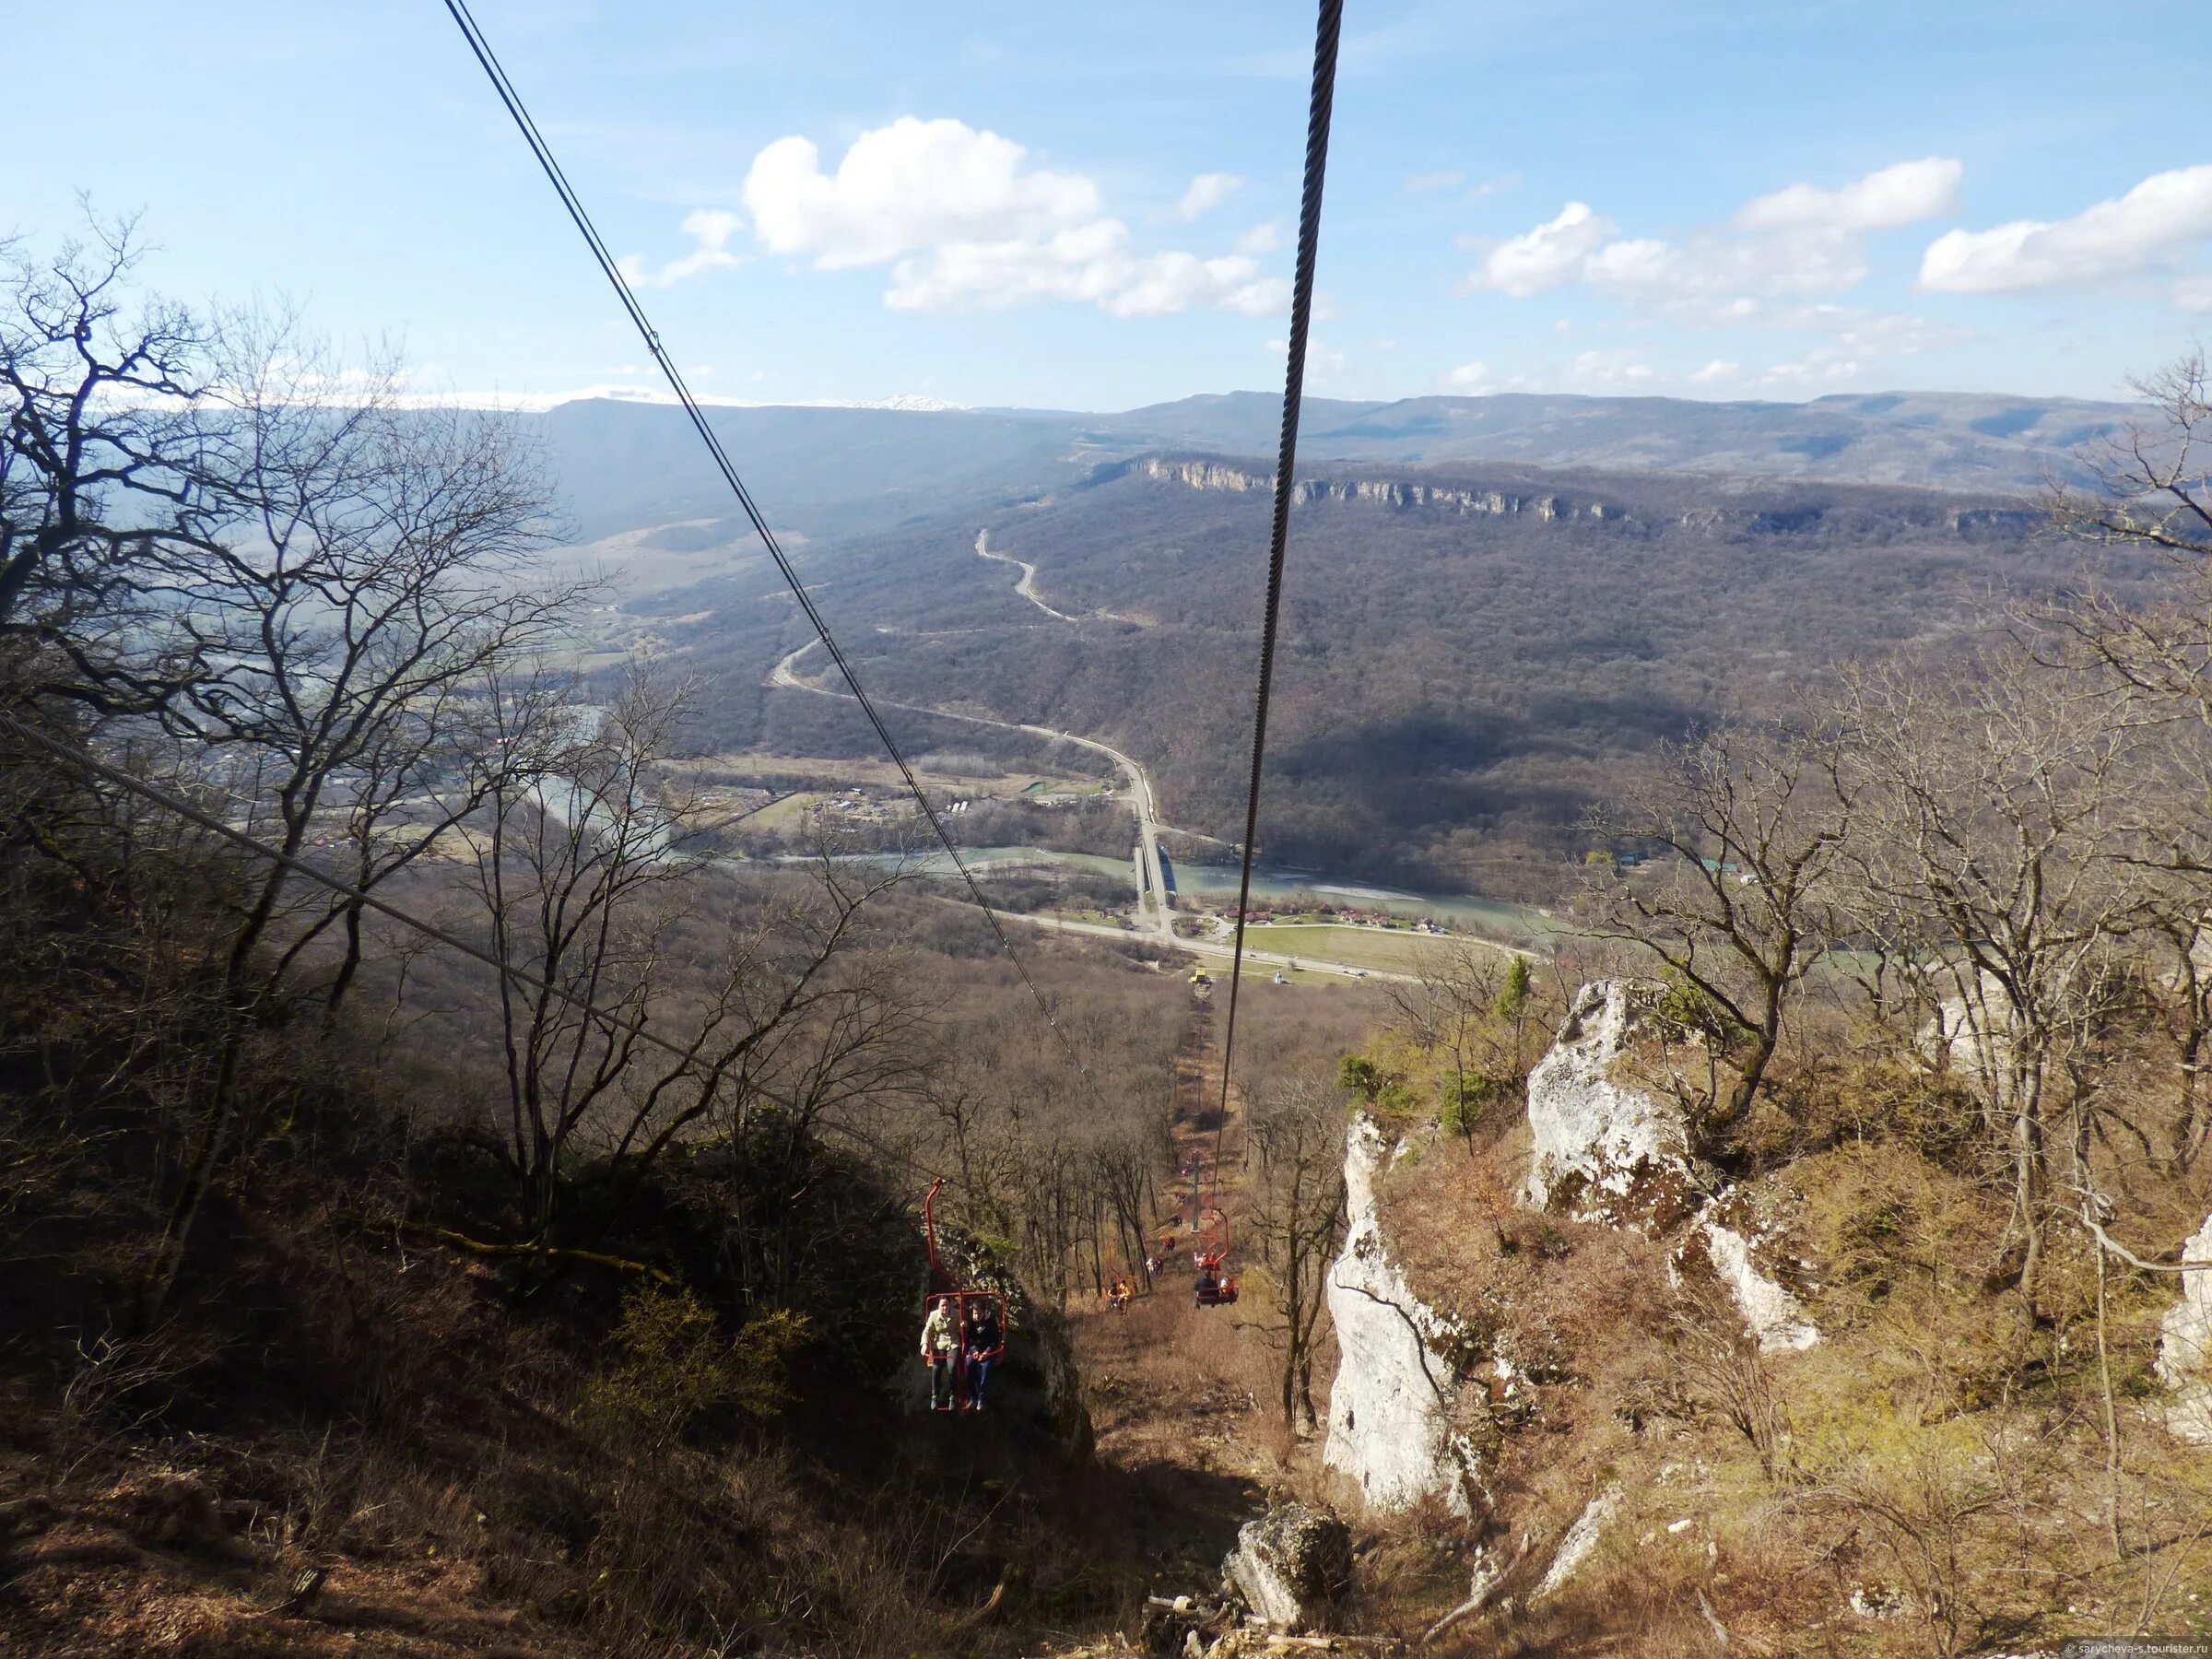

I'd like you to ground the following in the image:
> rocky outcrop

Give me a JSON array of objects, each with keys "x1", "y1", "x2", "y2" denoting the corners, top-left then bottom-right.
[
  {"x1": 1691, "y1": 1218, "x2": 1819, "y2": 1354},
  {"x1": 1923, "y1": 968, "x2": 2021, "y2": 1105},
  {"x1": 1146, "y1": 458, "x2": 1270, "y2": 492},
  {"x1": 1527, "y1": 980, "x2": 1819, "y2": 1351},
  {"x1": 2158, "y1": 1211, "x2": 2212, "y2": 1444},
  {"x1": 1523, "y1": 980, "x2": 1698, "y2": 1228},
  {"x1": 1323, "y1": 1118, "x2": 1479, "y2": 1514},
  {"x1": 1220, "y1": 1503, "x2": 1354, "y2": 1631}
]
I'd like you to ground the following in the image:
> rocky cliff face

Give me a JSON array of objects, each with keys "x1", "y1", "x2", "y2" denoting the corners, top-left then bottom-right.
[
  {"x1": 1143, "y1": 456, "x2": 1594, "y2": 523},
  {"x1": 1321, "y1": 1118, "x2": 1480, "y2": 1515},
  {"x1": 1522, "y1": 980, "x2": 1699, "y2": 1228},
  {"x1": 1140, "y1": 453, "x2": 2038, "y2": 543}
]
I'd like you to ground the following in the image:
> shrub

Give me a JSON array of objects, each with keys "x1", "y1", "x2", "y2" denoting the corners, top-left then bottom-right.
[{"x1": 580, "y1": 1284, "x2": 810, "y2": 1450}]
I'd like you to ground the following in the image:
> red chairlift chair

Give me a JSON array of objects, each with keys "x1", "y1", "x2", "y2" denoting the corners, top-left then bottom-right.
[{"x1": 921, "y1": 1178, "x2": 1008, "y2": 1412}]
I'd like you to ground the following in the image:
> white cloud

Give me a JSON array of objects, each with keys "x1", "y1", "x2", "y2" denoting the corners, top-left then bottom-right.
[
  {"x1": 1406, "y1": 169, "x2": 1465, "y2": 194},
  {"x1": 886, "y1": 228, "x2": 1285, "y2": 317},
  {"x1": 1735, "y1": 157, "x2": 1962, "y2": 232},
  {"x1": 1441, "y1": 360, "x2": 1495, "y2": 392},
  {"x1": 1468, "y1": 172, "x2": 1521, "y2": 201},
  {"x1": 1689, "y1": 359, "x2": 1741, "y2": 384},
  {"x1": 1738, "y1": 307, "x2": 1960, "y2": 388},
  {"x1": 1171, "y1": 171, "x2": 1243, "y2": 220},
  {"x1": 1475, "y1": 202, "x2": 1619, "y2": 297},
  {"x1": 1237, "y1": 222, "x2": 1282, "y2": 255},
  {"x1": 2177, "y1": 273, "x2": 2212, "y2": 312},
  {"x1": 1919, "y1": 164, "x2": 2212, "y2": 293},
  {"x1": 721, "y1": 118, "x2": 1284, "y2": 317},
  {"x1": 1570, "y1": 349, "x2": 1656, "y2": 388},
  {"x1": 744, "y1": 118, "x2": 1098, "y2": 269},
  {"x1": 618, "y1": 207, "x2": 749, "y2": 288},
  {"x1": 1469, "y1": 160, "x2": 1965, "y2": 365},
  {"x1": 1769, "y1": 304, "x2": 1959, "y2": 357}
]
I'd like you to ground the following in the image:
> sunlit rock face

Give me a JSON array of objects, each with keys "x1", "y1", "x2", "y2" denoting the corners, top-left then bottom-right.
[
  {"x1": 1531, "y1": 980, "x2": 1819, "y2": 1352},
  {"x1": 1322, "y1": 1118, "x2": 1477, "y2": 1515},
  {"x1": 1683, "y1": 1211, "x2": 1819, "y2": 1355},
  {"x1": 2159, "y1": 1211, "x2": 2212, "y2": 1445},
  {"x1": 1523, "y1": 979, "x2": 1698, "y2": 1230}
]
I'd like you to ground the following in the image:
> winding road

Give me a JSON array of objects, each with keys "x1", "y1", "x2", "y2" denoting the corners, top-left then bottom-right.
[
  {"x1": 770, "y1": 638, "x2": 1176, "y2": 939},
  {"x1": 973, "y1": 529, "x2": 1082, "y2": 623},
  {"x1": 765, "y1": 532, "x2": 1518, "y2": 981}
]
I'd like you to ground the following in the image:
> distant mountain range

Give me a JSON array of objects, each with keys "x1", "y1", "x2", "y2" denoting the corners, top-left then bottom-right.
[{"x1": 526, "y1": 388, "x2": 2140, "y2": 547}]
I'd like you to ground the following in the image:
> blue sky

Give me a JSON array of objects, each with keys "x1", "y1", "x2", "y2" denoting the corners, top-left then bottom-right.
[{"x1": 12, "y1": 1, "x2": 2210, "y2": 409}]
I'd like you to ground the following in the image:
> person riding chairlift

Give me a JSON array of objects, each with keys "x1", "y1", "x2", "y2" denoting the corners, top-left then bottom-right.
[
  {"x1": 963, "y1": 1299, "x2": 1002, "y2": 1410},
  {"x1": 920, "y1": 1296, "x2": 959, "y2": 1412}
]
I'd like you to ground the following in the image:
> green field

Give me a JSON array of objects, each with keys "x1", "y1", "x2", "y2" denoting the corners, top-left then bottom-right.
[
  {"x1": 744, "y1": 791, "x2": 832, "y2": 831},
  {"x1": 1236, "y1": 923, "x2": 1458, "y2": 976}
]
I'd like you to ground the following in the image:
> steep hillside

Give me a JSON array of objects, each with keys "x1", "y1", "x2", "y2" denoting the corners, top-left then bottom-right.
[{"x1": 1309, "y1": 977, "x2": 2212, "y2": 1655}]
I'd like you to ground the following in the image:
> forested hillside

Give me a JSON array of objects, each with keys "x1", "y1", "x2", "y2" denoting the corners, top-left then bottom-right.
[
  {"x1": 654, "y1": 452, "x2": 2155, "y2": 898},
  {"x1": 0, "y1": 229, "x2": 1241, "y2": 1655}
]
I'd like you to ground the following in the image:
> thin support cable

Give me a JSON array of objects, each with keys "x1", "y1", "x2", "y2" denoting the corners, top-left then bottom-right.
[{"x1": 440, "y1": 0, "x2": 1078, "y2": 1069}]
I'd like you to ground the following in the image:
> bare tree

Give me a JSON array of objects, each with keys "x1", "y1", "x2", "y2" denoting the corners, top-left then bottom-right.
[
  {"x1": 0, "y1": 213, "x2": 230, "y2": 714},
  {"x1": 1244, "y1": 1072, "x2": 1348, "y2": 1430},
  {"x1": 2032, "y1": 350, "x2": 2212, "y2": 1169},
  {"x1": 141, "y1": 323, "x2": 581, "y2": 1307},
  {"x1": 2053, "y1": 349, "x2": 2212, "y2": 564},
  {"x1": 467, "y1": 671, "x2": 917, "y2": 1256},
  {"x1": 1583, "y1": 719, "x2": 1851, "y2": 1131},
  {"x1": 1831, "y1": 645, "x2": 2147, "y2": 1334}
]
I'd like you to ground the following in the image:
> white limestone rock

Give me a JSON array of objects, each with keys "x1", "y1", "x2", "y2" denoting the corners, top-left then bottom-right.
[
  {"x1": 1534, "y1": 1485, "x2": 1620, "y2": 1601},
  {"x1": 1322, "y1": 1118, "x2": 1477, "y2": 1514},
  {"x1": 1524, "y1": 980, "x2": 1696, "y2": 1227},
  {"x1": 2158, "y1": 1211, "x2": 2212, "y2": 1445},
  {"x1": 1220, "y1": 1503, "x2": 1353, "y2": 1631},
  {"x1": 1700, "y1": 1218, "x2": 1818, "y2": 1353}
]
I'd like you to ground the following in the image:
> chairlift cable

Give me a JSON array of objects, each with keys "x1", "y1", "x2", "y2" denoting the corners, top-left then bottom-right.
[
  {"x1": 439, "y1": 0, "x2": 1081, "y2": 1073},
  {"x1": 1214, "y1": 0, "x2": 1345, "y2": 1159}
]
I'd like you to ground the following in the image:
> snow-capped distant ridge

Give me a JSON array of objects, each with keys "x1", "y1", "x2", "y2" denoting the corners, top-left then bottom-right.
[
  {"x1": 851, "y1": 394, "x2": 965, "y2": 412},
  {"x1": 437, "y1": 386, "x2": 967, "y2": 415}
]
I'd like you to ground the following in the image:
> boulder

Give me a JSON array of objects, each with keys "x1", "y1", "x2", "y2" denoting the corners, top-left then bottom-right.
[
  {"x1": 2158, "y1": 1210, "x2": 2212, "y2": 1445},
  {"x1": 1524, "y1": 980, "x2": 1697, "y2": 1228},
  {"x1": 1923, "y1": 967, "x2": 2020, "y2": 1105},
  {"x1": 1220, "y1": 1503, "x2": 1353, "y2": 1632}
]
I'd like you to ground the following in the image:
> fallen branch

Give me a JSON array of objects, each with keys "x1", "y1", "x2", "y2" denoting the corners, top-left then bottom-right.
[
  {"x1": 359, "y1": 1218, "x2": 675, "y2": 1283},
  {"x1": 2080, "y1": 1215, "x2": 2212, "y2": 1277},
  {"x1": 1695, "y1": 1587, "x2": 1730, "y2": 1650},
  {"x1": 1423, "y1": 1541, "x2": 1527, "y2": 1644}
]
